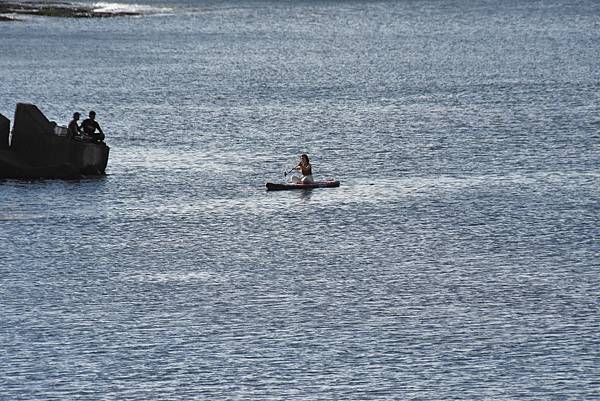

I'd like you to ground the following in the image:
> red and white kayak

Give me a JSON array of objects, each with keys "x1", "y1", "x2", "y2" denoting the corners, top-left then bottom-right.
[{"x1": 265, "y1": 179, "x2": 340, "y2": 191}]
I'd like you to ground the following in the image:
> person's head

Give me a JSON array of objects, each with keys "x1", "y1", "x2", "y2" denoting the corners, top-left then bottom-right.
[
  {"x1": 89, "y1": 111, "x2": 96, "y2": 119},
  {"x1": 73, "y1": 112, "x2": 80, "y2": 120},
  {"x1": 300, "y1": 154, "x2": 310, "y2": 164}
]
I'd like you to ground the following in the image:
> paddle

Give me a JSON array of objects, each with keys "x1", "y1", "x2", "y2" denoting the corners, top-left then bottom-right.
[{"x1": 283, "y1": 166, "x2": 297, "y2": 177}]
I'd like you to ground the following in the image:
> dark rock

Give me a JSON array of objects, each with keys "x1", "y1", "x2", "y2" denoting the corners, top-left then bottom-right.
[
  {"x1": 0, "y1": 113, "x2": 9, "y2": 150},
  {"x1": 0, "y1": 1, "x2": 141, "y2": 20}
]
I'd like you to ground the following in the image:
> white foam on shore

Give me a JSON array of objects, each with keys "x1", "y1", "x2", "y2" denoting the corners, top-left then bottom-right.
[{"x1": 91, "y1": 2, "x2": 173, "y2": 15}]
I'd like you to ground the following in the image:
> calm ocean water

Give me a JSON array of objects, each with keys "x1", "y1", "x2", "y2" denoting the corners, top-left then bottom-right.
[{"x1": 1, "y1": 0, "x2": 599, "y2": 399}]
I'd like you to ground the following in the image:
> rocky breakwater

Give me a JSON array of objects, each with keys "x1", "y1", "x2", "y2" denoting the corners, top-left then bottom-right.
[
  {"x1": 0, "y1": 0, "x2": 142, "y2": 20},
  {"x1": 0, "y1": 104, "x2": 110, "y2": 179}
]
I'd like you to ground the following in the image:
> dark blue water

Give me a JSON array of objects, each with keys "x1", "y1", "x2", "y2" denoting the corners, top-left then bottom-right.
[{"x1": 1, "y1": 1, "x2": 600, "y2": 399}]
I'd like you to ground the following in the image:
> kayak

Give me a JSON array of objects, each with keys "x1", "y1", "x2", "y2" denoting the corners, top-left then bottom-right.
[
  {"x1": 266, "y1": 179, "x2": 340, "y2": 191},
  {"x1": 266, "y1": 180, "x2": 340, "y2": 191}
]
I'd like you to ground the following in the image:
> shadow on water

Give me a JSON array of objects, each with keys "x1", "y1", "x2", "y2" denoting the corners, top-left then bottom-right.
[
  {"x1": 0, "y1": 174, "x2": 108, "y2": 185},
  {"x1": 299, "y1": 189, "x2": 313, "y2": 201}
]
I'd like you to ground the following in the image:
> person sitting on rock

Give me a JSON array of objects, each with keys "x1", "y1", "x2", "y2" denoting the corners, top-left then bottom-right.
[
  {"x1": 67, "y1": 112, "x2": 83, "y2": 138},
  {"x1": 81, "y1": 110, "x2": 105, "y2": 143}
]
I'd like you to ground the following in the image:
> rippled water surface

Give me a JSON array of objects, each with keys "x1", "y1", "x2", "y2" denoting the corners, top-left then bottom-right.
[{"x1": 1, "y1": 0, "x2": 599, "y2": 399}]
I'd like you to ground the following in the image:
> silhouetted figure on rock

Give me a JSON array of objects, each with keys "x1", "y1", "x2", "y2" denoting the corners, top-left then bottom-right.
[{"x1": 81, "y1": 110, "x2": 104, "y2": 143}]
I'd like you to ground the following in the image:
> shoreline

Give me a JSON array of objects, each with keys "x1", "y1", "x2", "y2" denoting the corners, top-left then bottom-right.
[{"x1": 0, "y1": 1, "x2": 141, "y2": 20}]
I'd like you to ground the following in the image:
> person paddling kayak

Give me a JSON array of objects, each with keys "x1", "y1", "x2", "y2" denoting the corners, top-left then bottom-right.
[
  {"x1": 267, "y1": 154, "x2": 339, "y2": 190},
  {"x1": 291, "y1": 154, "x2": 314, "y2": 184}
]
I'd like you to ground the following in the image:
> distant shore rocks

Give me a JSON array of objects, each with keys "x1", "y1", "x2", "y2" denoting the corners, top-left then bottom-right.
[{"x1": 0, "y1": 1, "x2": 141, "y2": 20}]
